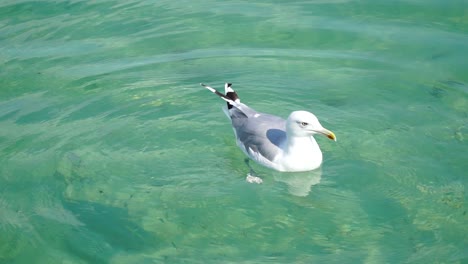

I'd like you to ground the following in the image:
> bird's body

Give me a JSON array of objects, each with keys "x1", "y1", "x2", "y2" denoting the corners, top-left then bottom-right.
[{"x1": 202, "y1": 83, "x2": 336, "y2": 172}]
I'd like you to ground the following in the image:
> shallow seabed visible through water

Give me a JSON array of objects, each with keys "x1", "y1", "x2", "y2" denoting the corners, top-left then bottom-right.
[{"x1": 1, "y1": 0, "x2": 467, "y2": 263}]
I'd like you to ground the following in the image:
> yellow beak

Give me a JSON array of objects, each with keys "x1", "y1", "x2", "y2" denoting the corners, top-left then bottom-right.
[{"x1": 317, "y1": 128, "x2": 336, "y2": 141}]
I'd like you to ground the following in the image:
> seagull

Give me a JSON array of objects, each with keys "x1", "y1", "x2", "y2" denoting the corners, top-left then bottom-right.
[{"x1": 201, "y1": 83, "x2": 336, "y2": 172}]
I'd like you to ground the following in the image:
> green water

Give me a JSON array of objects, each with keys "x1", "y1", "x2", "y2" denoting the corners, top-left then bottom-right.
[{"x1": 1, "y1": 1, "x2": 467, "y2": 263}]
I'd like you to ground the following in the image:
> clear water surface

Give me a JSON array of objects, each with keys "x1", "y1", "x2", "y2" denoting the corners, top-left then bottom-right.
[{"x1": 1, "y1": 1, "x2": 467, "y2": 263}]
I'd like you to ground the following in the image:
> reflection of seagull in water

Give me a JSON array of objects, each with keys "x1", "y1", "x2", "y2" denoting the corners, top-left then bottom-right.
[
  {"x1": 273, "y1": 169, "x2": 322, "y2": 197},
  {"x1": 202, "y1": 83, "x2": 336, "y2": 183}
]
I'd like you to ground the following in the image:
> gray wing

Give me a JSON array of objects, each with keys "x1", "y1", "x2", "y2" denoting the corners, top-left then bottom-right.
[{"x1": 230, "y1": 107, "x2": 286, "y2": 162}]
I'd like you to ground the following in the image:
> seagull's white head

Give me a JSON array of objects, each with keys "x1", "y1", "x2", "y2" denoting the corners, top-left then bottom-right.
[{"x1": 286, "y1": 111, "x2": 336, "y2": 141}]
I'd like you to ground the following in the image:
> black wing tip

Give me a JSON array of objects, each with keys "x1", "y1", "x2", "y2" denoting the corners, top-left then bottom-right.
[
  {"x1": 202, "y1": 82, "x2": 239, "y2": 111},
  {"x1": 225, "y1": 83, "x2": 239, "y2": 110}
]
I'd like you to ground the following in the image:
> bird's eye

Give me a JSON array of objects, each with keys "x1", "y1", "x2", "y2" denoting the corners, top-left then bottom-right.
[{"x1": 300, "y1": 122, "x2": 308, "y2": 126}]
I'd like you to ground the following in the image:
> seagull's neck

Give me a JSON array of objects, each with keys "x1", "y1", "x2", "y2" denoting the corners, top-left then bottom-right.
[
  {"x1": 284, "y1": 135, "x2": 319, "y2": 154},
  {"x1": 277, "y1": 134, "x2": 323, "y2": 171}
]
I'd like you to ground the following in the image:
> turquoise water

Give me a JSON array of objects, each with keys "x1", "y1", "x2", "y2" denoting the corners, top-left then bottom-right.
[{"x1": 1, "y1": 0, "x2": 467, "y2": 263}]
